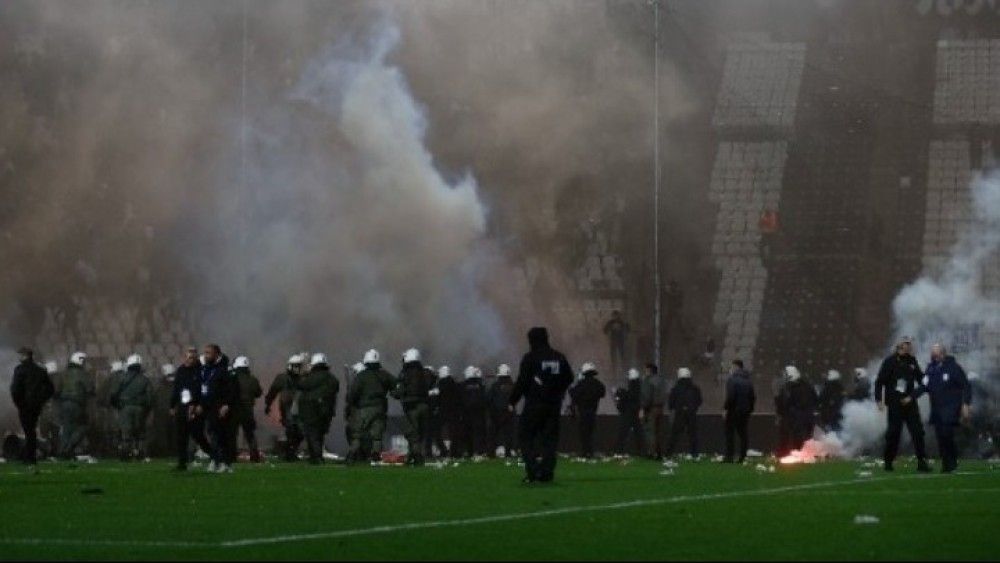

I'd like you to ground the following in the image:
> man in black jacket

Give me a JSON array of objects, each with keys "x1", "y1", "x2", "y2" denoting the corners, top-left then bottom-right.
[
  {"x1": 9, "y1": 347, "x2": 54, "y2": 465},
  {"x1": 876, "y1": 337, "x2": 930, "y2": 472},
  {"x1": 171, "y1": 348, "x2": 212, "y2": 471},
  {"x1": 200, "y1": 344, "x2": 238, "y2": 473},
  {"x1": 569, "y1": 362, "x2": 606, "y2": 458},
  {"x1": 723, "y1": 360, "x2": 755, "y2": 463},
  {"x1": 509, "y1": 327, "x2": 574, "y2": 483},
  {"x1": 666, "y1": 367, "x2": 702, "y2": 457}
]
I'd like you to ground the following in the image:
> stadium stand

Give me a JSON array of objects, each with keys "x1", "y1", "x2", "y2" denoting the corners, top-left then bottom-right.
[
  {"x1": 933, "y1": 39, "x2": 1000, "y2": 125},
  {"x1": 34, "y1": 296, "x2": 197, "y2": 370}
]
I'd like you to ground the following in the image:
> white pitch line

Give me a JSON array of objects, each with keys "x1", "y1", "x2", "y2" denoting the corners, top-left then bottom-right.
[
  {"x1": 0, "y1": 472, "x2": 982, "y2": 550},
  {"x1": 218, "y1": 473, "x2": 957, "y2": 548}
]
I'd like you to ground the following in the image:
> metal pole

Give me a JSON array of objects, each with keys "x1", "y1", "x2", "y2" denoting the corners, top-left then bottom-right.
[{"x1": 652, "y1": 0, "x2": 662, "y2": 370}]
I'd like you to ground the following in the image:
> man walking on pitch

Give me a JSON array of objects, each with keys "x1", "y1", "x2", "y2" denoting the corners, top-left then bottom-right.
[
  {"x1": 509, "y1": 327, "x2": 573, "y2": 484},
  {"x1": 9, "y1": 347, "x2": 54, "y2": 466},
  {"x1": 919, "y1": 343, "x2": 971, "y2": 473},
  {"x1": 876, "y1": 337, "x2": 930, "y2": 473}
]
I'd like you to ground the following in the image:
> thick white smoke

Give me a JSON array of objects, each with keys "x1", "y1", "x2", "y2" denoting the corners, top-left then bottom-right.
[
  {"x1": 195, "y1": 18, "x2": 512, "y2": 364},
  {"x1": 786, "y1": 171, "x2": 1000, "y2": 462}
]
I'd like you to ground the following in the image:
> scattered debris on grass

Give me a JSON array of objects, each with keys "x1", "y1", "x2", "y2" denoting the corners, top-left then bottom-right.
[{"x1": 853, "y1": 515, "x2": 880, "y2": 525}]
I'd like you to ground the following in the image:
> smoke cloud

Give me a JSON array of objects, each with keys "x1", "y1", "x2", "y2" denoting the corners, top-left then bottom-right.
[{"x1": 195, "y1": 16, "x2": 510, "y2": 364}]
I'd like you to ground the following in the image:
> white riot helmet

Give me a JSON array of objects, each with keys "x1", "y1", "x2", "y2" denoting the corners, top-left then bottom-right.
[
  {"x1": 677, "y1": 367, "x2": 692, "y2": 379},
  {"x1": 403, "y1": 348, "x2": 420, "y2": 363},
  {"x1": 826, "y1": 369, "x2": 841, "y2": 382},
  {"x1": 784, "y1": 365, "x2": 801, "y2": 382},
  {"x1": 126, "y1": 354, "x2": 143, "y2": 368},
  {"x1": 464, "y1": 365, "x2": 481, "y2": 379},
  {"x1": 580, "y1": 362, "x2": 597, "y2": 375},
  {"x1": 287, "y1": 353, "x2": 304, "y2": 368},
  {"x1": 233, "y1": 356, "x2": 250, "y2": 369},
  {"x1": 853, "y1": 367, "x2": 868, "y2": 380},
  {"x1": 69, "y1": 351, "x2": 87, "y2": 367},
  {"x1": 352, "y1": 362, "x2": 366, "y2": 374},
  {"x1": 161, "y1": 363, "x2": 175, "y2": 376},
  {"x1": 437, "y1": 365, "x2": 451, "y2": 379},
  {"x1": 627, "y1": 368, "x2": 641, "y2": 380},
  {"x1": 363, "y1": 349, "x2": 380, "y2": 365},
  {"x1": 310, "y1": 353, "x2": 328, "y2": 368},
  {"x1": 110, "y1": 360, "x2": 124, "y2": 373},
  {"x1": 44, "y1": 360, "x2": 58, "y2": 374},
  {"x1": 497, "y1": 363, "x2": 511, "y2": 377}
]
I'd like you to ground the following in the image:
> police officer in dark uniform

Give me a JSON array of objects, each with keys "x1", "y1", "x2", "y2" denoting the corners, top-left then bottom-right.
[
  {"x1": 394, "y1": 348, "x2": 435, "y2": 465},
  {"x1": 459, "y1": 366, "x2": 488, "y2": 458},
  {"x1": 426, "y1": 366, "x2": 457, "y2": 458},
  {"x1": 487, "y1": 364, "x2": 516, "y2": 458},
  {"x1": 265, "y1": 354, "x2": 306, "y2": 461},
  {"x1": 818, "y1": 369, "x2": 846, "y2": 431},
  {"x1": 775, "y1": 365, "x2": 817, "y2": 453},
  {"x1": 614, "y1": 368, "x2": 645, "y2": 456},
  {"x1": 569, "y1": 362, "x2": 606, "y2": 458},
  {"x1": 919, "y1": 344, "x2": 971, "y2": 473},
  {"x1": 666, "y1": 367, "x2": 702, "y2": 457},
  {"x1": 875, "y1": 337, "x2": 930, "y2": 472},
  {"x1": 9, "y1": 347, "x2": 54, "y2": 466},
  {"x1": 509, "y1": 327, "x2": 574, "y2": 484}
]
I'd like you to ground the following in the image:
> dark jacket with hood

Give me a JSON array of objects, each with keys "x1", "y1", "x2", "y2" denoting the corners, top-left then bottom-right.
[
  {"x1": 919, "y1": 355, "x2": 971, "y2": 426},
  {"x1": 510, "y1": 327, "x2": 574, "y2": 409},
  {"x1": 10, "y1": 359, "x2": 54, "y2": 413}
]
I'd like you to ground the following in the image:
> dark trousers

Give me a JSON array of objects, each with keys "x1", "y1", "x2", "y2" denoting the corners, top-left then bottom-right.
[
  {"x1": 207, "y1": 412, "x2": 236, "y2": 465},
  {"x1": 935, "y1": 423, "x2": 959, "y2": 471},
  {"x1": 489, "y1": 411, "x2": 515, "y2": 457},
  {"x1": 518, "y1": 404, "x2": 561, "y2": 482},
  {"x1": 284, "y1": 421, "x2": 304, "y2": 461},
  {"x1": 666, "y1": 411, "x2": 698, "y2": 456},
  {"x1": 616, "y1": 411, "x2": 645, "y2": 455},
  {"x1": 644, "y1": 405, "x2": 666, "y2": 458},
  {"x1": 577, "y1": 410, "x2": 598, "y2": 457},
  {"x1": 235, "y1": 410, "x2": 260, "y2": 461},
  {"x1": 425, "y1": 412, "x2": 449, "y2": 457},
  {"x1": 725, "y1": 410, "x2": 750, "y2": 462},
  {"x1": 17, "y1": 409, "x2": 40, "y2": 464},
  {"x1": 460, "y1": 409, "x2": 486, "y2": 458},
  {"x1": 884, "y1": 404, "x2": 927, "y2": 464},
  {"x1": 304, "y1": 426, "x2": 326, "y2": 464},
  {"x1": 789, "y1": 414, "x2": 815, "y2": 451},
  {"x1": 176, "y1": 411, "x2": 213, "y2": 467}
]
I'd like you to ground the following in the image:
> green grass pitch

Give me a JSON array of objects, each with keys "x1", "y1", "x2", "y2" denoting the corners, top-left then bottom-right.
[{"x1": 0, "y1": 457, "x2": 998, "y2": 560}]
